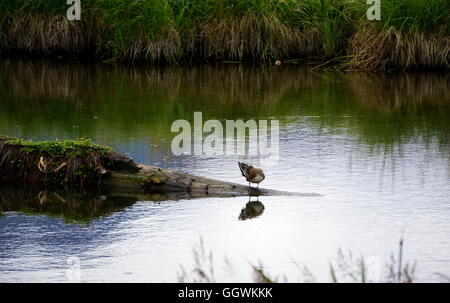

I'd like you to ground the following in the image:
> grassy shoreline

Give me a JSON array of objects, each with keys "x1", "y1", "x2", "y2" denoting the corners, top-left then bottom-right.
[{"x1": 0, "y1": 0, "x2": 448, "y2": 70}]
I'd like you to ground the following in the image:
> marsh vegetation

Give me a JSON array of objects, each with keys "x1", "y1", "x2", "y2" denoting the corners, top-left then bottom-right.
[{"x1": 0, "y1": 0, "x2": 448, "y2": 70}]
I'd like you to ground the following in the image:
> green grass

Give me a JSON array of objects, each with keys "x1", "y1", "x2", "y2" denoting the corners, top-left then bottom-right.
[
  {"x1": 0, "y1": 0, "x2": 448, "y2": 69},
  {"x1": 1, "y1": 136, "x2": 110, "y2": 158},
  {"x1": 381, "y1": 0, "x2": 449, "y2": 34}
]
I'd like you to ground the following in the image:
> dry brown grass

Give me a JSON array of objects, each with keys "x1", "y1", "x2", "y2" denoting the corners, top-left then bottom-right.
[
  {"x1": 3, "y1": 13, "x2": 182, "y2": 63},
  {"x1": 6, "y1": 13, "x2": 100, "y2": 57},
  {"x1": 1, "y1": 10, "x2": 448, "y2": 71},
  {"x1": 185, "y1": 14, "x2": 322, "y2": 62},
  {"x1": 117, "y1": 27, "x2": 182, "y2": 64},
  {"x1": 347, "y1": 24, "x2": 450, "y2": 71},
  {"x1": 2, "y1": 12, "x2": 325, "y2": 64}
]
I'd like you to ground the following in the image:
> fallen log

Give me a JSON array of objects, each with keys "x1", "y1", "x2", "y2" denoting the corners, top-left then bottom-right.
[
  {"x1": 103, "y1": 164, "x2": 321, "y2": 197},
  {"x1": 0, "y1": 136, "x2": 320, "y2": 197}
]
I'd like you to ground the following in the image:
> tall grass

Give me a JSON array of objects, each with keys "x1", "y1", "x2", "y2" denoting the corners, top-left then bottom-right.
[
  {"x1": 0, "y1": 0, "x2": 448, "y2": 70},
  {"x1": 348, "y1": 0, "x2": 449, "y2": 70},
  {"x1": 178, "y1": 237, "x2": 422, "y2": 283},
  {"x1": 381, "y1": 0, "x2": 449, "y2": 33}
]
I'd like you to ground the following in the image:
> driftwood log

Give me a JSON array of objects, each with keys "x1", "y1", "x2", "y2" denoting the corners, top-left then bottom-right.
[
  {"x1": 0, "y1": 137, "x2": 320, "y2": 197},
  {"x1": 103, "y1": 164, "x2": 321, "y2": 197}
]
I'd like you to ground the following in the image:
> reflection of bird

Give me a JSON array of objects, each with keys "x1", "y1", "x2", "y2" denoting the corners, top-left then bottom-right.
[
  {"x1": 239, "y1": 200, "x2": 265, "y2": 220},
  {"x1": 238, "y1": 162, "x2": 265, "y2": 189}
]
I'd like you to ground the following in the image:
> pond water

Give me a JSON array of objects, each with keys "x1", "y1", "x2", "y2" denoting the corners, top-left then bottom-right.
[{"x1": 0, "y1": 60, "x2": 449, "y2": 282}]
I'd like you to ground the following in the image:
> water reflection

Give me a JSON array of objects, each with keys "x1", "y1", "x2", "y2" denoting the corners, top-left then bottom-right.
[
  {"x1": 0, "y1": 184, "x2": 255, "y2": 224},
  {"x1": 0, "y1": 60, "x2": 448, "y2": 151},
  {"x1": 239, "y1": 196, "x2": 265, "y2": 220},
  {"x1": 0, "y1": 185, "x2": 139, "y2": 224},
  {"x1": 0, "y1": 60, "x2": 449, "y2": 282}
]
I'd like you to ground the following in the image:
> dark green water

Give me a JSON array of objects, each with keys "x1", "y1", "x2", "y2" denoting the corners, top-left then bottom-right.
[{"x1": 0, "y1": 60, "x2": 449, "y2": 282}]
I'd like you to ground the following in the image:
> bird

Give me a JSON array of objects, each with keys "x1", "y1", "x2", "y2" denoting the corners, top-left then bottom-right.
[{"x1": 238, "y1": 162, "x2": 265, "y2": 189}]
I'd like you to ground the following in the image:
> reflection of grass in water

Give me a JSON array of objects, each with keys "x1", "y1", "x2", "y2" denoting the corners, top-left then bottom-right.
[
  {"x1": 342, "y1": 73, "x2": 450, "y2": 157},
  {"x1": 0, "y1": 185, "x2": 138, "y2": 224},
  {"x1": 178, "y1": 238, "x2": 428, "y2": 283},
  {"x1": 0, "y1": 60, "x2": 448, "y2": 157}
]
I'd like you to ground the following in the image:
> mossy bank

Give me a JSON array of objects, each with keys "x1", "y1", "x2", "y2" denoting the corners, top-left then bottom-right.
[
  {"x1": 0, "y1": 0, "x2": 448, "y2": 71},
  {"x1": 0, "y1": 136, "x2": 139, "y2": 187}
]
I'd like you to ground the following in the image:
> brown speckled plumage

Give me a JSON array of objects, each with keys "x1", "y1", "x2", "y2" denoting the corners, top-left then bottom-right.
[{"x1": 238, "y1": 162, "x2": 265, "y2": 188}]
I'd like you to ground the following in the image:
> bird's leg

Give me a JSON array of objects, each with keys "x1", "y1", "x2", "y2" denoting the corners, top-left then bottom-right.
[{"x1": 257, "y1": 183, "x2": 259, "y2": 190}]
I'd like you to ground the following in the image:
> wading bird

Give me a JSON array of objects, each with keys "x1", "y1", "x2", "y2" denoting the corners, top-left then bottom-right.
[{"x1": 238, "y1": 162, "x2": 265, "y2": 189}]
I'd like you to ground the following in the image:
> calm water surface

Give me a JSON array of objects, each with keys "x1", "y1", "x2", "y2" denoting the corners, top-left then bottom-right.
[{"x1": 0, "y1": 60, "x2": 449, "y2": 282}]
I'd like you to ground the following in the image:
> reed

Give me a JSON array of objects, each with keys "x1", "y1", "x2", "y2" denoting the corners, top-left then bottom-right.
[
  {"x1": 178, "y1": 238, "x2": 420, "y2": 282},
  {"x1": 348, "y1": 23, "x2": 449, "y2": 71},
  {"x1": 0, "y1": 0, "x2": 448, "y2": 70}
]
